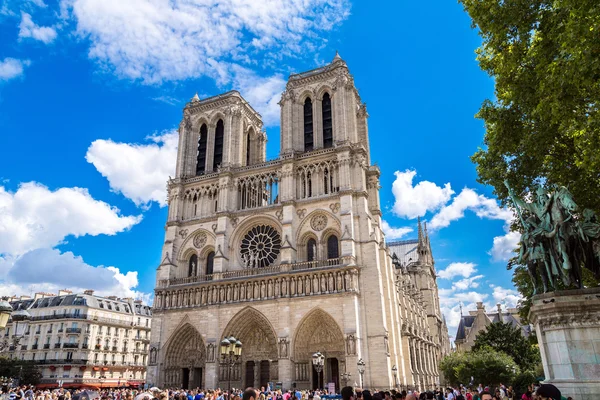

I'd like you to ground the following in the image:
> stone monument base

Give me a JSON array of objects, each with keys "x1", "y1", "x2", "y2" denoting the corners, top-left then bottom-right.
[{"x1": 529, "y1": 287, "x2": 600, "y2": 400}]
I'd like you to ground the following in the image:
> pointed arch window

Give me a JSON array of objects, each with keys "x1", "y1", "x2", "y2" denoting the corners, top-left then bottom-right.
[
  {"x1": 304, "y1": 98, "x2": 314, "y2": 152},
  {"x1": 327, "y1": 235, "x2": 339, "y2": 259},
  {"x1": 307, "y1": 238, "x2": 317, "y2": 262},
  {"x1": 188, "y1": 254, "x2": 198, "y2": 277},
  {"x1": 322, "y1": 93, "x2": 333, "y2": 148},
  {"x1": 213, "y1": 119, "x2": 224, "y2": 171},
  {"x1": 196, "y1": 124, "x2": 208, "y2": 175},
  {"x1": 246, "y1": 131, "x2": 251, "y2": 166},
  {"x1": 206, "y1": 251, "x2": 215, "y2": 276}
]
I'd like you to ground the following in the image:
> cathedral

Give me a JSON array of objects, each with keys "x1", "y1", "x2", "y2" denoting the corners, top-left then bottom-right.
[{"x1": 148, "y1": 53, "x2": 450, "y2": 392}]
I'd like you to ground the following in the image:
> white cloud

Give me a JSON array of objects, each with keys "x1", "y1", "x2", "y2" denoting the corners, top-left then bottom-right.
[
  {"x1": 230, "y1": 66, "x2": 286, "y2": 126},
  {"x1": 438, "y1": 262, "x2": 477, "y2": 279},
  {"x1": 86, "y1": 131, "x2": 178, "y2": 207},
  {"x1": 453, "y1": 274, "x2": 484, "y2": 291},
  {"x1": 490, "y1": 230, "x2": 520, "y2": 261},
  {"x1": 381, "y1": 220, "x2": 413, "y2": 240},
  {"x1": 391, "y1": 170, "x2": 454, "y2": 219},
  {"x1": 429, "y1": 187, "x2": 513, "y2": 230},
  {"x1": 61, "y1": 0, "x2": 350, "y2": 85},
  {"x1": 19, "y1": 12, "x2": 57, "y2": 43},
  {"x1": 0, "y1": 182, "x2": 141, "y2": 256},
  {"x1": 0, "y1": 249, "x2": 149, "y2": 301},
  {"x1": 27, "y1": 0, "x2": 47, "y2": 7},
  {"x1": 0, "y1": 58, "x2": 30, "y2": 82},
  {"x1": 490, "y1": 284, "x2": 522, "y2": 308}
]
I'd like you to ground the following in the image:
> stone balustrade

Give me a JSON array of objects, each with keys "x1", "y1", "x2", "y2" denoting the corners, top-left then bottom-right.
[{"x1": 154, "y1": 260, "x2": 359, "y2": 311}]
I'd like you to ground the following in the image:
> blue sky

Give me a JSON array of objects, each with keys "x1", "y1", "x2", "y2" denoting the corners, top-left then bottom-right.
[{"x1": 0, "y1": 0, "x2": 521, "y2": 339}]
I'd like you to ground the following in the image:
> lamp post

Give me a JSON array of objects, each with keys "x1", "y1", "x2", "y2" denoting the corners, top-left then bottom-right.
[
  {"x1": 357, "y1": 358, "x2": 365, "y2": 388},
  {"x1": 220, "y1": 336, "x2": 242, "y2": 391},
  {"x1": 391, "y1": 365, "x2": 398, "y2": 390},
  {"x1": 99, "y1": 375, "x2": 106, "y2": 390},
  {"x1": 312, "y1": 352, "x2": 325, "y2": 389}
]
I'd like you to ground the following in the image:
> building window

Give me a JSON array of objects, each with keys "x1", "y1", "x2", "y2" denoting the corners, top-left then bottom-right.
[
  {"x1": 188, "y1": 254, "x2": 198, "y2": 277},
  {"x1": 206, "y1": 252, "x2": 215, "y2": 275},
  {"x1": 307, "y1": 238, "x2": 317, "y2": 262},
  {"x1": 213, "y1": 119, "x2": 224, "y2": 171},
  {"x1": 196, "y1": 123, "x2": 208, "y2": 175},
  {"x1": 246, "y1": 131, "x2": 251, "y2": 166},
  {"x1": 304, "y1": 98, "x2": 314, "y2": 152},
  {"x1": 322, "y1": 93, "x2": 333, "y2": 148},
  {"x1": 327, "y1": 235, "x2": 339, "y2": 259}
]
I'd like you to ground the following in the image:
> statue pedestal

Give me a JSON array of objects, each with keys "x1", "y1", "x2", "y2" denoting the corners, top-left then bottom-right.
[{"x1": 529, "y1": 287, "x2": 600, "y2": 400}]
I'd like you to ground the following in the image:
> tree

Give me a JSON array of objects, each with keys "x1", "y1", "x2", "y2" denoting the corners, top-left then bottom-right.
[
  {"x1": 439, "y1": 347, "x2": 519, "y2": 387},
  {"x1": 472, "y1": 321, "x2": 540, "y2": 371},
  {"x1": 460, "y1": 0, "x2": 600, "y2": 213},
  {"x1": 0, "y1": 358, "x2": 42, "y2": 385}
]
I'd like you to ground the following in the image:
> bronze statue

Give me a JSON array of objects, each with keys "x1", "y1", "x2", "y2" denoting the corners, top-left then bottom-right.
[{"x1": 505, "y1": 180, "x2": 600, "y2": 293}]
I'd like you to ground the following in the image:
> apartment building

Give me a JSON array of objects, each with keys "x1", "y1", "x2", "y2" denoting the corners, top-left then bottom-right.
[{"x1": 1, "y1": 290, "x2": 152, "y2": 389}]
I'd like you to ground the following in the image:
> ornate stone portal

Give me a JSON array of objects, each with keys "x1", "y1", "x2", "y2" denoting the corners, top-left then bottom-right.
[{"x1": 150, "y1": 53, "x2": 449, "y2": 391}]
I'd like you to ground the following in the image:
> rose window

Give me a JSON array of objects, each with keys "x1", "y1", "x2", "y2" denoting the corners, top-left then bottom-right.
[{"x1": 240, "y1": 225, "x2": 281, "y2": 269}]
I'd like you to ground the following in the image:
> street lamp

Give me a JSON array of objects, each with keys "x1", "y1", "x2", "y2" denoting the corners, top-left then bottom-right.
[
  {"x1": 312, "y1": 352, "x2": 325, "y2": 389},
  {"x1": 357, "y1": 358, "x2": 365, "y2": 388},
  {"x1": 220, "y1": 336, "x2": 242, "y2": 391},
  {"x1": 391, "y1": 365, "x2": 398, "y2": 390}
]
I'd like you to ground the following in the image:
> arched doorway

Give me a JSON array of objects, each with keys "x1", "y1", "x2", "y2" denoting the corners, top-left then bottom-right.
[
  {"x1": 293, "y1": 309, "x2": 345, "y2": 390},
  {"x1": 163, "y1": 323, "x2": 206, "y2": 389},
  {"x1": 220, "y1": 307, "x2": 278, "y2": 389}
]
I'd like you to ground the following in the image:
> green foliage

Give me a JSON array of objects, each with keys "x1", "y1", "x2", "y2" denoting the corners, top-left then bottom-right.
[
  {"x1": 439, "y1": 347, "x2": 519, "y2": 387},
  {"x1": 0, "y1": 357, "x2": 42, "y2": 385},
  {"x1": 512, "y1": 371, "x2": 537, "y2": 397},
  {"x1": 460, "y1": 0, "x2": 600, "y2": 213},
  {"x1": 472, "y1": 322, "x2": 541, "y2": 371},
  {"x1": 439, "y1": 351, "x2": 464, "y2": 387}
]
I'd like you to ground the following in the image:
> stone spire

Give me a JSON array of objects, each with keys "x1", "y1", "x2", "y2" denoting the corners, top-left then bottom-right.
[
  {"x1": 332, "y1": 50, "x2": 343, "y2": 63},
  {"x1": 417, "y1": 216, "x2": 424, "y2": 247},
  {"x1": 191, "y1": 93, "x2": 200, "y2": 102}
]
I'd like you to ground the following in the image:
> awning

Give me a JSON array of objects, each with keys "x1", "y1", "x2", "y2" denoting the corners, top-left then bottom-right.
[
  {"x1": 101, "y1": 367, "x2": 108, "y2": 371},
  {"x1": 79, "y1": 366, "x2": 87, "y2": 371},
  {"x1": 49, "y1": 366, "x2": 56, "y2": 371},
  {"x1": 63, "y1": 366, "x2": 71, "y2": 370},
  {"x1": 93, "y1": 367, "x2": 100, "y2": 371},
  {"x1": 35, "y1": 384, "x2": 59, "y2": 389}
]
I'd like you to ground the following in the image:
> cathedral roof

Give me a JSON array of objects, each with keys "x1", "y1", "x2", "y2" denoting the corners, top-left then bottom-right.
[
  {"x1": 288, "y1": 52, "x2": 347, "y2": 82},
  {"x1": 387, "y1": 239, "x2": 419, "y2": 268},
  {"x1": 455, "y1": 315, "x2": 475, "y2": 341}
]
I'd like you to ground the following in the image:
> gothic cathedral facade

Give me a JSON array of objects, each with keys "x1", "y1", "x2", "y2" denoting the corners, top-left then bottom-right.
[{"x1": 148, "y1": 54, "x2": 449, "y2": 391}]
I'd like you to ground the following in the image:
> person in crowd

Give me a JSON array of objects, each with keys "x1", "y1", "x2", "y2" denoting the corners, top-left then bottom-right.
[{"x1": 479, "y1": 391, "x2": 493, "y2": 400}]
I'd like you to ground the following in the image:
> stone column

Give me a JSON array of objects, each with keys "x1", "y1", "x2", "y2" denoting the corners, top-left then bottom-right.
[{"x1": 529, "y1": 288, "x2": 600, "y2": 400}]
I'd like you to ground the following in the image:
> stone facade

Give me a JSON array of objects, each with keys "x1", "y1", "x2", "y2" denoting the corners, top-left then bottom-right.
[
  {"x1": 529, "y1": 288, "x2": 600, "y2": 400},
  {"x1": 454, "y1": 302, "x2": 531, "y2": 352},
  {"x1": 0, "y1": 290, "x2": 152, "y2": 389},
  {"x1": 149, "y1": 53, "x2": 448, "y2": 392}
]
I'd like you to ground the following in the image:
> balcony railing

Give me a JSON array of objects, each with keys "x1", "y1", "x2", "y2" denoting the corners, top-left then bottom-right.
[
  {"x1": 82, "y1": 344, "x2": 89, "y2": 349},
  {"x1": 43, "y1": 344, "x2": 50, "y2": 349},
  {"x1": 30, "y1": 313, "x2": 87, "y2": 322},
  {"x1": 54, "y1": 343, "x2": 62, "y2": 348},
  {"x1": 155, "y1": 257, "x2": 359, "y2": 311},
  {"x1": 66, "y1": 328, "x2": 82, "y2": 334},
  {"x1": 111, "y1": 346, "x2": 118, "y2": 352},
  {"x1": 157, "y1": 257, "x2": 351, "y2": 288},
  {"x1": 63, "y1": 343, "x2": 79, "y2": 349},
  {"x1": 32, "y1": 344, "x2": 38, "y2": 350},
  {"x1": 20, "y1": 345, "x2": 27, "y2": 350}
]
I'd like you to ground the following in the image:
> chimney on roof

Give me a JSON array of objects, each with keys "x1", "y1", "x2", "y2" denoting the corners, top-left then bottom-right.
[
  {"x1": 476, "y1": 302, "x2": 485, "y2": 314},
  {"x1": 58, "y1": 289, "x2": 72, "y2": 296},
  {"x1": 497, "y1": 303, "x2": 503, "y2": 314},
  {"x1": 107, "y1": 296, "x2": 117, "y2": 300},
  {"x1": 83, "y1": 290, "x2": 94, "y2": 296},
  {"x1": 19, "y1": 295, "x2": 31, "y2": 301},
  {"x1": 134, "y1": 300, "x2": 142, "y2": 304}
]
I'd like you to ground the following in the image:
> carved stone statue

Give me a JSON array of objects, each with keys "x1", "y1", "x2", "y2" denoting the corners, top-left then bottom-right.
[{"x1": 506, "y1": 181, "x2": 600, "y2": 293}]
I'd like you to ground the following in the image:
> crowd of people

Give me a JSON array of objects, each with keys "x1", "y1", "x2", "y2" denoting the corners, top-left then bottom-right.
[{"x1": 0, "y1": 383, "x2": 571, "y2": 400}]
